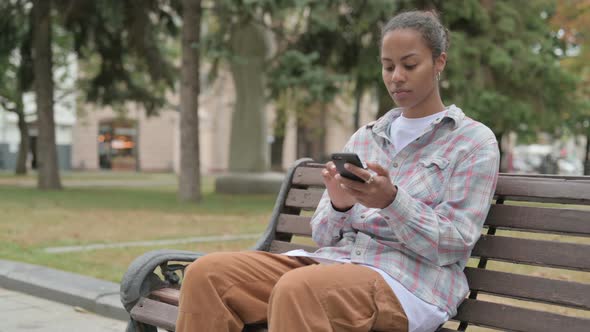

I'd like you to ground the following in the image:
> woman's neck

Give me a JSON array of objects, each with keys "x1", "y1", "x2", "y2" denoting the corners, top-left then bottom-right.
[{"x1": 403, "y1": 90, "x2": 445, "y2": 119}]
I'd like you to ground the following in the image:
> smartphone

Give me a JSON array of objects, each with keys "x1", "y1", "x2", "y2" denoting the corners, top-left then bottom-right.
[{"x1": 331, "y1": 153, "x2": 366, "y2": 182}]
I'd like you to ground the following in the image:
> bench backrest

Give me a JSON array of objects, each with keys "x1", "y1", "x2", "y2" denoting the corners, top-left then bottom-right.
[{"x1": 259, "y1": 159, "x2": 590, "y2": 331}]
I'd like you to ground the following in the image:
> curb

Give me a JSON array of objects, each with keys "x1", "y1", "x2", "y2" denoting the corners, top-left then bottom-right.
[{"x1": 0, "y1": 259, "x2": 128, "y2": 322}]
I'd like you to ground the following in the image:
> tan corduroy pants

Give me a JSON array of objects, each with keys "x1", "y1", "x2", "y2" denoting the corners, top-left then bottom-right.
[{"x1": 176, "y1": 251, "x2": 408, "y2": 332}]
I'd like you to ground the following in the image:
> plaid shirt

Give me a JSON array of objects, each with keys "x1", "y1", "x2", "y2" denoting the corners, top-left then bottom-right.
[{"x1": 310, "y1": 105, "x2": 499, "y2": 316}]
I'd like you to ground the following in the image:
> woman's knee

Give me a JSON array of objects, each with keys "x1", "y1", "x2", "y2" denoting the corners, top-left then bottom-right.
[
  {"x1": 270, "y1": 265, "x2": 317, "y2": 303},
  {"x1": 183, "y1": 252, "x2": 236, "y2": 284}
]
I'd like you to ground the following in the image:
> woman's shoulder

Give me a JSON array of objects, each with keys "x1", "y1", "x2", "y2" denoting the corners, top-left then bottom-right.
[{"x1": 460, "y1": 117, "x2": 497, "y2": 144}]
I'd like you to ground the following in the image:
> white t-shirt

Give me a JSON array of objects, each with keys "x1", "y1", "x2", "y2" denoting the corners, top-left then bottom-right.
[{"x1": 389, "y1": 109, "x2": 448, "y2": 154}]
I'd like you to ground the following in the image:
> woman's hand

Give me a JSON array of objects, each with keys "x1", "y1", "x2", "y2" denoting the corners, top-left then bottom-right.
[
  {"x1": 336, "y1": 162, "x2": 397, "y2": 209},
  {"x1": 322, "y1": 161, "x2": 357, "y2": 211}
]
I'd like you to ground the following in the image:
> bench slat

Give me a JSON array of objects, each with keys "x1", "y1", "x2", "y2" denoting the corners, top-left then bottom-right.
[
  {"x1": 464, "y1": 267, "x2": 590, "y2": 309},
  {"x1": 130, "y1": 297, "x2": 177, "y2": 331},
  {"x1": 285, "y1": 188, "x2": 324, "y2": 210},
  {"x1": 269, "y1": 240, "x2": 318, "y2": 254},
  {"x1": 292, "y1": 165, "x2": 325, "y2": 187},
  {"x1": 454, "y1": 299, "x2": 590, "y2": 332},
  {"x1": 151, "y1": 287, "x2": 180, "y2": 306},
  {"x1": 500, "y1": 173, "x2": 590, "y2": 180},
  {"x1": 277, "y1": 214, "x2": 313, "y2": 237},
  {"x1": 291, "y1": 166, "x2": 590, "y2": 204},
  {"x1": 288, "y1": 171, "x2": 590, "y2": 209},
  {"x1": 276, "y1": 205, "x2": 590, "y2": 238},
  {"x1": 495, "y1": 176, "x2": 590, "y2": 204},
  {"x1": 486, "y1": 204, "x2": 590, "y2": 236},
  {"x1": 472, "y1": 235, "x2": 590, "y2": 271}
]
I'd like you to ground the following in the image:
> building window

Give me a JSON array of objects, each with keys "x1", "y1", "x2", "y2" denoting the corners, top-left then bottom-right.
[{"x1": 98, "y1": 120, "x2": 137, "y2": 170}]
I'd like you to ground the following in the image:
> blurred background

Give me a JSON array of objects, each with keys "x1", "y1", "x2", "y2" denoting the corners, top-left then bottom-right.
[
  {"x1": 1, "y1": 0, "x2": 589, "y2": 193},
  {"x1": 0, "y1": 0, "x2": 589, "y2": 280}
]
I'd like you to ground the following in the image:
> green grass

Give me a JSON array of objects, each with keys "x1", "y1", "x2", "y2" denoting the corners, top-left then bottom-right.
[
  {"x1": 0, "y1": 170, "x2": 168, "y2": 182},
  {"x1": 0, "y1": 185, "x2": 274, "y2": 213},
  {"x1": 0, "y1": 174, "x2": 275, "y2": 282}
]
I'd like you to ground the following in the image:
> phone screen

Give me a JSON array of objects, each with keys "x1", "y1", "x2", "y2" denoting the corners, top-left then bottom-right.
[{"x1": 331, "y1": 153, "x2": 366, "y2": 182}]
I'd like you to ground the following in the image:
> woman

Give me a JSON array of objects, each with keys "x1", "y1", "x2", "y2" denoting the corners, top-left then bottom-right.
[{"x1": 177, "y1": 10, "x2": 499, "y2": 332}]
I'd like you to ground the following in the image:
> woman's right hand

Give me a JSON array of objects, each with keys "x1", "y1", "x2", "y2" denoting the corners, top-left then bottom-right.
[{"x1": 322, "y1": 161, "x2": 357, "y2": 211}]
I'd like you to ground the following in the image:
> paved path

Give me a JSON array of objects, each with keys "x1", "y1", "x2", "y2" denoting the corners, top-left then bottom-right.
[{"x1": 0, "y1": 287, "x2": 127, "y2": 332}]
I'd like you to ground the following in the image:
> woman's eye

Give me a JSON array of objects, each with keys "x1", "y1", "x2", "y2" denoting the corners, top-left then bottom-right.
[
  {"x1": 404, "y1": 64, "x2": 416, "y2": 70},
  {"x1": 384, "y1": 66, "x2": 394, "y2": 72}
]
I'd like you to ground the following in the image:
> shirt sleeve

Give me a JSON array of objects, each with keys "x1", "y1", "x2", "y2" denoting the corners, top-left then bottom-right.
[
  {"x1": 309, "y1": 134, "x2": 359, "y2": 246},
  {"x1": 309, "y1": 190, "x2": 358, "y2": 246},
  {"x1": 379, "y1": 139, "x2": 500, "y2": 267}
]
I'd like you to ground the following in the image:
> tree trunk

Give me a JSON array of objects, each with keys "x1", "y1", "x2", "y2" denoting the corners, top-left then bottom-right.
[
  {"x1": 495, "y1": 131, "x2": 504, "y2": 172},
  {"x1": 270, "y1": 103, "x2": 286, "y2": 171},
  {"x1": 353, "y1": 79, "x2": 363, "y2": 129},
  {"x1": 296, "y1": 103, "x2": 327, "y2": 162},
  {"x1": 15, "y1": 92, "x2": 29, "y2": 175},
  {"x1": 228, "y1": 20, "x2": 269, "y2": 172},
  {"x1": 296, "y1": 123, "x2": 311, "y2": 160},
  {"x1": 315, "y1": 103, "x2": 327, "y2": 161},
  {"x1": 178, "y1": 0, "x2": 202, "y2": 202},
  {"x1": 584, "y1": 132, "x2": 590, "y2": 175},
  {"x1": 32, "y1": 0, "x2": 61, "y2": 189}
]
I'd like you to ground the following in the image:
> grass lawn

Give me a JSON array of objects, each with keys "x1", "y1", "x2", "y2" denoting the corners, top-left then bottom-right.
[{"x1": 0, "y1": 172, "x2": 275, "y2": 282}]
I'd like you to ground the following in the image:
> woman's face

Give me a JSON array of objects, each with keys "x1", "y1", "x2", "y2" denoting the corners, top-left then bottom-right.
[{"x1": 380, "y1": 29, "x2": 446, "y2": 112}]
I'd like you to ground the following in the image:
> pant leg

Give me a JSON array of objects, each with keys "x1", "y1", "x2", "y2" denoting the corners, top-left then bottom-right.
[
  {"x1": 176, "y1": 251, "x2": 314, "y2": 332},
  {"x1": 268, "y1": 263, "x2": 408, "y2": 332}
]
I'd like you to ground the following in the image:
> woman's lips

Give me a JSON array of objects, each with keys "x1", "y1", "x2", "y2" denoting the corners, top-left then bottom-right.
[{"x1": 392, "y1": 90, "x2": 411, "y2": 99}]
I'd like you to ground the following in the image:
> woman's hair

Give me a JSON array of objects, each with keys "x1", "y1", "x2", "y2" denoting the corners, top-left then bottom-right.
[{"x1": 380, "y1": 10, "x2": 450, "y2": 59}]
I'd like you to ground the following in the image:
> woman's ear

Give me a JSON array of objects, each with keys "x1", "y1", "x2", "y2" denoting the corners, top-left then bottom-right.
[{"x1": 435, "y1": 52, "x2": 447, "y2": 74}]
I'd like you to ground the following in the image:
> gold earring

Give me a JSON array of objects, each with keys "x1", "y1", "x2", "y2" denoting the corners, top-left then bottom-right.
[{"x1": 436, "y1": 72, "x2": 441, "y2": 81}]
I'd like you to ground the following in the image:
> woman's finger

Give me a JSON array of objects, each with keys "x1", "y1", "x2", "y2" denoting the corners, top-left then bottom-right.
[{"x1": 344, "y1": 163, "x2": 372, "y2": 182}]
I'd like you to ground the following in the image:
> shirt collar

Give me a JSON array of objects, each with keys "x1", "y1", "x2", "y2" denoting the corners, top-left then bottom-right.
[{"x1": 369, "y1": 104, "x2": 465, "y2": 135}]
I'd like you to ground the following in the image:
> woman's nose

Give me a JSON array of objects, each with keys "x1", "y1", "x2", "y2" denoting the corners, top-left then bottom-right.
[{"x1": 390, "y1": 67, "x2": 404, "y2": 83}]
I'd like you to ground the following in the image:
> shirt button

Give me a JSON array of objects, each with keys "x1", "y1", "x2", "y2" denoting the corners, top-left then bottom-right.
[
  {"x1": 355, "y1": 250, "x2": 362, "y2": 255},
  {"x1": 340, "y1": 217, "x2": 346, "y2": 220},
  {"x1": 360, "y1": 215, "x2": 365, "y2": 219},
  {"x1": 384, "y1": 216, "x2": 390, "y2": 220},
  {"x1": 393, "y1": 163, "x2": 399, "y2": 168}
]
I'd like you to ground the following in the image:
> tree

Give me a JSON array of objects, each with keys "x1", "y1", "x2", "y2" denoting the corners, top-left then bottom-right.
[
  {"x1": 192, "y1": 1, "x2": 286, "y2": 173},
  {"x1": 178, "y1": 0, "x2": 202, "y2": 202},
  {"x1": 268, "y1": 51, "x2": 344, "y2": 163},
  {"x1": 0, "y1": 0, "x2": 33, "y2": 175},
  {"x1": 551, "y1": 0, "x2": 590, "y2": 174},
  {"x1": 58, "y1": 0, "x2": 179, "y2": 115},
  {"x1": 202, "y1": 1, "x2": 277, "y2": 173},
  {"x1": 267, "y1": 1, "x2": 396, "y2": 164},
  {"x1": 32, "y1": 0, "x2": 62, "y2": 189}
]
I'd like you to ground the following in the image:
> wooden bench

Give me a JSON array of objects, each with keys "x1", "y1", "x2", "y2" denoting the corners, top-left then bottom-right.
[{"x1": 120, "y1": 158, "x2": 590, "y2": 332}]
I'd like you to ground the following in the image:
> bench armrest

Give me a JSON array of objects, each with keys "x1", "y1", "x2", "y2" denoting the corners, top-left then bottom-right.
[{"x1": 120, "y1": 249, "x2": 205, "y2": 312}]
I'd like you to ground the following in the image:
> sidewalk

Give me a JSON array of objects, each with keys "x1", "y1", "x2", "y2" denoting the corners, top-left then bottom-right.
[
  {"x1": 0, "y1": 259, "x2": 130, "y2": 330},
  {"x1": 0, "y1": 287, "x2": 127, "y2": 332}
]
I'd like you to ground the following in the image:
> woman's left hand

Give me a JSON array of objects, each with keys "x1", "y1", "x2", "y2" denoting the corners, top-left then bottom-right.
[{"x1": 336, "y1": 162, "x2": 398, "y2": 209}]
